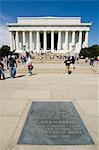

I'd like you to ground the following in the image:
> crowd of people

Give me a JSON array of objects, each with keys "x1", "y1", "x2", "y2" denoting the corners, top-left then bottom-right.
[
  {"x1": 64, "y1": 56, "x2": 99, "y2": 75},
  {"x1": 0, "y1": 52, "x2": 33, "y2": 80},
  {"x1": 0, "y1": 52, "x2": 99, "y2": 80}
]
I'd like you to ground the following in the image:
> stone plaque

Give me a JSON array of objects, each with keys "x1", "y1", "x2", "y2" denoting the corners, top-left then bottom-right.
[{"x1": 18, "y1": 102, "x2": 94, "y2": 145}]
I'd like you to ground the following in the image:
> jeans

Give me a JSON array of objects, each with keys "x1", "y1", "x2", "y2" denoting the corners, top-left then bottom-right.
[
  {"x1": 0, "y1": 68, "x2": 5, "y2": 79},
  {"x1": 9, "y1": 67, "x2": 16, "y2": 78},
  {"x1": 28, "y1": 69, "x2": 32, "y2": 76}
]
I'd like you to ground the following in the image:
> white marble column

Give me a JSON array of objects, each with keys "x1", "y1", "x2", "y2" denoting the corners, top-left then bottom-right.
[
  {"x1": 51, "y1": 31, "x2": 54, "y2": 51},
  {"x1": 78, "y1": 31, "x2": 82, "y2": 51},
  {"x1": 12, "y1": 32, "x2": 15, "y2": 50},
  {"x1": 19, "y1": 42, "x2": 22, "y2": 50},
  {"x1": 16, "y1": 31, "x2": 19, "y2": 50},
  {"x1": 23, "y1": 31, "x2": 25, "y2": 46},
  {"x1": 44, "y1": 31, "x2": 47, "y2": 51},
  {"x1": 85, "y1": 31, "x2": 88, "y2": 47},
  {"x1": 26, "y1": 42, "x2": 28, "y2": 51},
  {"x1": 9, "y1": 31, "x2": 13, "y2": 51},
  {"x1": 72, "y1": 31, "x2": 75, "y2": 46},
  {"x1": 29, "y1": 31, "x2": 32, "y2": 51},
  {"x1": 36, "y1": 31, "x2": 40, "y2": 52},
  {"x1": 18, "y1": 32, "x2": 22, "y2": 50},
  {"x1": 65, "y1": 31, "x2": 68, "y2": 50},
  {"x1": 13, "y1": 32, "x2": 16, "y2": 50},
  {"x1": 58, "y1": 31, "x2": 61, "y2": 50}
]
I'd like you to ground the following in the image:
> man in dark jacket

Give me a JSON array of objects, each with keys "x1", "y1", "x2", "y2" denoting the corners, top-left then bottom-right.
[
  {"x1": 90, "y1": 58, "x2": 94, "y2": 66},
  {"x1": 0, "y1": 60, "x2": 6, "y2": 80},
  {"x1": 64, "y1": 57, "x2": 72, "y2": 74},
  {"x1": 7, "y1": 55, "x2": 17, "y2": 79}
]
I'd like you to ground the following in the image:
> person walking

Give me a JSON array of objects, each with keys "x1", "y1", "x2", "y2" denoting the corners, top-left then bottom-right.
[
  {"x1": 71, "y1": 56, "x2": 75, "y2": 69},
  {"x1": 85, "y1": 57, "x2": 88, "y2": 63},
  {"x1": 89, "y1": 58, "x2": 94, "y2": 66},
  {"x1": 64, "y1": 56, "x2": 72, "y2": 75},
  {"x1": 96, "y1": 56, "x2": 99, "y2": 64},
  {"x1": 0, "y1": 60, "x2": 6, "y2": 80},
  {"x1": 27, "y1": 56, "x2": 33, "y2": 76},
  {"x1": 7, "y1": 55, "x2": 17, "y2": 79}
]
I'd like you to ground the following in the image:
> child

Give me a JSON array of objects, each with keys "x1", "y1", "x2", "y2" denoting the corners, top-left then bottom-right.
[
  {"x1": 27, "y1": 56, "x2": 33, "y2": 76},
  {"x1": 28, "y1": 63, "x2": 33, "y2": 76}
]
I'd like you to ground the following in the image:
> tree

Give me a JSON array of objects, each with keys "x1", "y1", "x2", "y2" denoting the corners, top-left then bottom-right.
[
  {"x1": 0, "y1": 45, "x2": 10, "y2": 58},
  {"x1": 80, "y1": 45, "x2": 99, "y2": 58}
]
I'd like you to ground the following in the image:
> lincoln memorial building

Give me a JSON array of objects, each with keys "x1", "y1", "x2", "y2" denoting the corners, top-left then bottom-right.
[{"x1": 7, "y1": 17, "x2": 91, "y2": 54}]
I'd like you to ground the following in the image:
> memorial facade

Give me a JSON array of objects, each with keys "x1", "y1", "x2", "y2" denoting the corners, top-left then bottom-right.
[{"x1": 7, "y1": 17, "x2": 91, "y2": 54}]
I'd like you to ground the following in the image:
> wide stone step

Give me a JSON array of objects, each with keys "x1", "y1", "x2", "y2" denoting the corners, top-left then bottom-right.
[{"x1": 5, "y1": 67, "x2": 99, "y2": 74}]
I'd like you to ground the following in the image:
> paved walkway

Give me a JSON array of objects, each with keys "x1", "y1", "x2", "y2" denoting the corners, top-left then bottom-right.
[{"x1": 0, "y1": 62, "x2": 99, "y2": 150}]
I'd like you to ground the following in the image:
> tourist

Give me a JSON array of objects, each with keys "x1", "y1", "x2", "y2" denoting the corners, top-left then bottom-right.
[
  {"x1": 85, "y1": 57, "x2": 88, "y2": 63},
  {"x1": 0, "y1": 59, "x2": 6, "y2": 80},
  {"x1": 89, "y1": 58, "x2": 94, "y2": 66},
  {"x1": 7, "y1": 55, "x2": 17, "y2": 79},
  {"x1": 27, "y1": 56, "x2": 33, "y2": 76},
  {"x1": 64, "y1": 57, "x2": 72, "y2": 75},
  {"x1": 76, "y1": 57, "x2": 79, "y2": 63},
  {"x1": 96, "y1": 56, "x2": 99, "y2": 64},
  {"x1": 21, "y1": 55, "x2": 27, "y2": 63},
  {"x1": 71, "y1": 56, "x2": 75, "y2": 69}
]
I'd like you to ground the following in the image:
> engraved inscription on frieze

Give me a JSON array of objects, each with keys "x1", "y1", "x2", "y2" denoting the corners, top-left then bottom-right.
[{"x1": 18, "y1": 102, "x2": 94, "y2": 145}]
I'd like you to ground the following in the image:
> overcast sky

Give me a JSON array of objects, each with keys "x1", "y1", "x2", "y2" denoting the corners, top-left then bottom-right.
[{"x1": 0, "y1": 0, "x2": 99, "y2": 48}]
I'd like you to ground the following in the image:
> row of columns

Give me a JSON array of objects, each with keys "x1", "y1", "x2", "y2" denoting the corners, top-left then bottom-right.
[{"x1": 10, "y1": 31, "x2": 89, "y2": 52}]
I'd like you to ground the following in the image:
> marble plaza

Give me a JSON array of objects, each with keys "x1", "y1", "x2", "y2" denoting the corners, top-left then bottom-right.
[{"x1": 0, "y1": 62, "x2": 99, "y2": 150}]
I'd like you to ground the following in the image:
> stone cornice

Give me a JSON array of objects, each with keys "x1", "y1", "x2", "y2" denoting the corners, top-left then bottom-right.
[{"x1": 7, "y1": 23, "x2": 91, "y2": 27}]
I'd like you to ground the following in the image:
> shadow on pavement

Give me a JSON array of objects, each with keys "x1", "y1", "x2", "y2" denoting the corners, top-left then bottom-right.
[
  {"x1": 2, "y1": 73, "x2": 38, "y2": 80},
  {"x1": 14, "y1": 75, "x2": 25, "y2": 78},
  {"x1": 6, "y1": 75, "x2": 25, "y2": 79}
]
